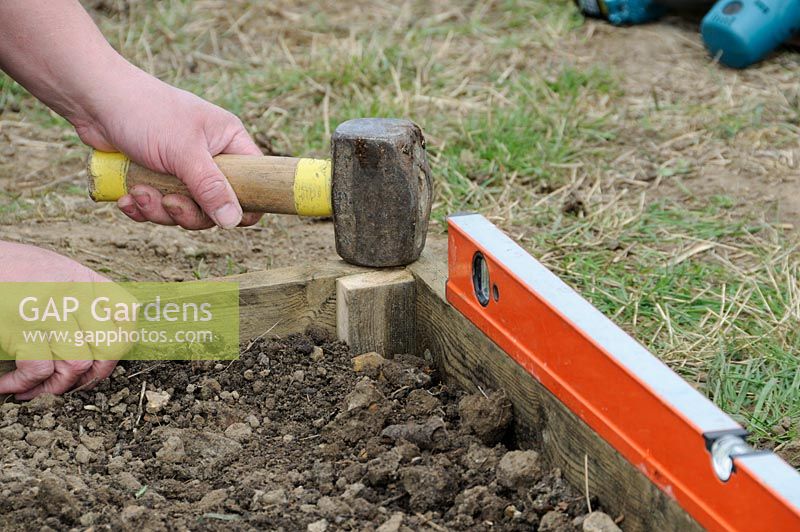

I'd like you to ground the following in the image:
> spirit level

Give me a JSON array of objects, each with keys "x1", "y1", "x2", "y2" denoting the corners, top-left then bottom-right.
[{"x1": 445, "y1": 213, "x2": 800, "y2": 531}]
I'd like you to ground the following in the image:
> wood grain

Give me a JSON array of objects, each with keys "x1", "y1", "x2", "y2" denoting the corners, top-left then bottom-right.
[
  {"x1": 126, "y1": 155, "x2": 300, "y2": 214},
  {"x1": 336, "y1": 269, "x2": 416, "y2": 356},
  {"x1": 408, "y1": 242, "x2": 701, "y2": 532},
  {"x1": 215, "y1": 260, "x2": 367, "y2": 341}
]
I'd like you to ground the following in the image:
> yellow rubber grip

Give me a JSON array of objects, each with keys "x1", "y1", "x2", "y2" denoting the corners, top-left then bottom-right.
[
  {"x1": 87, "y1": 150, "x2": 333, "y2": 217},
  {"x1": 88, "y1": 151, "x2": 129, "y2": 201},
  {"x1": 293, "y1": 158, "x2": 332, "y2": 217}
]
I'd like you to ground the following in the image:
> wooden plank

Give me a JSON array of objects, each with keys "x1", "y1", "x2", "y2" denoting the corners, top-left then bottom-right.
[
  {"x1": 336, "y1": 269, "x2": 416, "y2": 356},
  {"x1": 0, "y1": 261, "x2": 362, "y2": 396},
  {"x1": 408, "y1": 241, "x2": 701, "y2": 532},
  {"x1": 218, "y1": 260, "x2": 367, "y2": 341}
]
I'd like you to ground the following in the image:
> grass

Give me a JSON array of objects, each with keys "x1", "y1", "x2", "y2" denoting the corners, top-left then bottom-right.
[
  {"x1": 0, "y1": 192, "x2": 32, "y2": 218},
  {"x1": 1, "y1": 0, "x2": 798, "y2": 451}
]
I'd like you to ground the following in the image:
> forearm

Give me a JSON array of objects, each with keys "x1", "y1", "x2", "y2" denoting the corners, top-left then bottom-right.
[
  {"x1": 0, "y1": 242, "x2": 41, "y2": 282},
  {"x1": 0, "y1": 0, "x2": 133, "y2": 127},
  {"x1": 0, "y1": 1, "x2": 260, "y2": 230},
  {"x1": 0, "y1": 241, "x2": 99, "y2": 282}
]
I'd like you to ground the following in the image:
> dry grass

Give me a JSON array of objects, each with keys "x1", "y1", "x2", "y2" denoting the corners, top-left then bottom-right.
[{"x1": 1, "y1": 0, "x2": 799, "y2": 451}]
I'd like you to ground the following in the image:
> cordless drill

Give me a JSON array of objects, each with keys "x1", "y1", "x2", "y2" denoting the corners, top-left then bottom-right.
[
  {"x1": 702, "y1": 1, "x2": 800, "y2": 68},
  {"x1": 574, "y1": 0, "x2": 800, "y2": 68}
]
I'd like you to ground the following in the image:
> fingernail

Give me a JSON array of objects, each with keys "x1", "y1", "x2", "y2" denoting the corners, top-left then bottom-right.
[
  {"x1": 164, "y1": 203, "x2": 183, "y2": 217},
  {"x1": 131, "y1": 189, "x2": 150, "y2": 208},
  {"x1": 213, "y1": 202, "x2": 242, "y2": 229},
  {"x1": 118, "y1": 195, "x2": 133, "y2": 209}
]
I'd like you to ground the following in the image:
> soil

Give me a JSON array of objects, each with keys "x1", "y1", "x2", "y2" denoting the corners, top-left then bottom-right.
[
  {"x1": 567, "y1": 18, "x2": 800, "y2": 225},
  {"x1": 0, "y1": 330, "x2": 605, "y2": 531}
]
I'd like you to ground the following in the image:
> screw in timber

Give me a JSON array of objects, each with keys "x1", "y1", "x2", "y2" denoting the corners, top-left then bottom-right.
[{"x1": 711, "y1": 434, "x2": 752, "y2": 482}]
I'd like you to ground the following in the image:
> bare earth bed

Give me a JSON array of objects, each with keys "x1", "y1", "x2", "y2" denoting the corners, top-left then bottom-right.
[{"x1": 0, "y1": 329, "x2": 612, "y2": 531}]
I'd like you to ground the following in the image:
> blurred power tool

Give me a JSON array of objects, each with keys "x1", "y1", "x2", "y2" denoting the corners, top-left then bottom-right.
[
  {"x1": 574, "y1": 0, "x2": 800, "y2": 68},
  {"x1": 574, "y1": 0, "x2": 710, "y2": 25},
  {"x1": 575, "y1": 0, "x2": 663, "y2": 25},
  {"x1": 701, "y1": 1, "x2": 800, "y2": 68}
]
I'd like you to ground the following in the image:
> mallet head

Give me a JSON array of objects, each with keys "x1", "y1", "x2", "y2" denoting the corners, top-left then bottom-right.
[{"x1": 332, "y1": 118, "x2": 432, "y2": 267}]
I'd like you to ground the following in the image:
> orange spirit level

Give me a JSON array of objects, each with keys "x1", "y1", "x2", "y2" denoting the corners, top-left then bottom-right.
[{"x1": 445, "y1": 213, "x2": 800, "y2": 532}]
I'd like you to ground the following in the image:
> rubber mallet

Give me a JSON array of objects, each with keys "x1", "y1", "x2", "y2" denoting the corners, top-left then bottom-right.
[{"x1": 87, "y1": 118, "x2": 432, "y2": 267}]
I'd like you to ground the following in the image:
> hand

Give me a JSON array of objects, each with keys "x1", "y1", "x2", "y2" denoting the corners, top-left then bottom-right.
[
  {"x1": 0, "y1": 1, "x2": 262, "y2": 229},
  {"x1": 0, "y1": 242, "x2": 131, "y2": 399},
  {"x1": 73, "y1": 66, "x2": 263, "y2": 230}
]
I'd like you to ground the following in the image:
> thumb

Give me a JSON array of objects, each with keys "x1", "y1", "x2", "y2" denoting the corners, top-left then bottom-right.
[{"x1": 175, "y1": 151, "x2": 242, "y2": 228}]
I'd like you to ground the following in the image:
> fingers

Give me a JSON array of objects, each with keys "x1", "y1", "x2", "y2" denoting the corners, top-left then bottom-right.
[
  {"x1": 120, "y1": 189, "x2": 260, "y2": 229},
  {"x1": 176, "y1": 152, "x2": 242, "y2": 229},
  {"x1": 161, "y1": 194, "x2": 215, "y2": 230},
  {"x1": 114, "y1": 111, "x2": 261, "y2": 229},
  {"x1": 224, "y1": 128, "x2": 263, "y2": 157},
  {"x1": 15, "y1": 333, "x2": 95, "y2": 399},
  {"x1": 1, "y1": 359, "x2": 115, "y2": 399},
  {"x1": 174, "y1": 117, "x2": 260, "y2": 228},
  {"x1": 75, "y1": 360, "x2": 118, "y2": 390},
  {"x1": 118, "y1": 187, "x2": 176, "y2": 225},
  {"x1": 117, "y1": 195, "x2": 147, "y2": 222},
  {"x1": 119, "y1": 188, "x2": 216, "y2": 230},
  {"x1": 15, "y1": 360, "x2": 94, "y2": 400},
  {"x1": 128, "y1": 186, "x2": 176, "y2": 226},
  {"x1": 239, "y1": 212, "x2": 263, "y2": 227},
  {"x1": 160, "y1": 194, "x2": 261, "y2": 228},
  {"x1": 0, "y1": 360, "x2": 54, "y2": 395}
]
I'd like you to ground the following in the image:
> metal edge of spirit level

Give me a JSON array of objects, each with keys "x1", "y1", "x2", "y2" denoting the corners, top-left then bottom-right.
[{"x1": 444, "y1": 212, "x2": 800, "y2": 531}]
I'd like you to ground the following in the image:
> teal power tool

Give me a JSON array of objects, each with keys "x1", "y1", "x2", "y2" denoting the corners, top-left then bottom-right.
[
  {"x1": 574, "y1": 0, "x2": 666, "y2": 24},
  {"x1": 701, "y1": 1, "x2": 800, "y2": 68},
  {"x1": 575, "y1": 0, "x2": 800, "y2": 68}
]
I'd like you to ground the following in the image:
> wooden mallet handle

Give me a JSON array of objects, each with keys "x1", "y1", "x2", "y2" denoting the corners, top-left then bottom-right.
[{"x1": 87, "y1": 151, "x2": 332, "y2": 216}]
